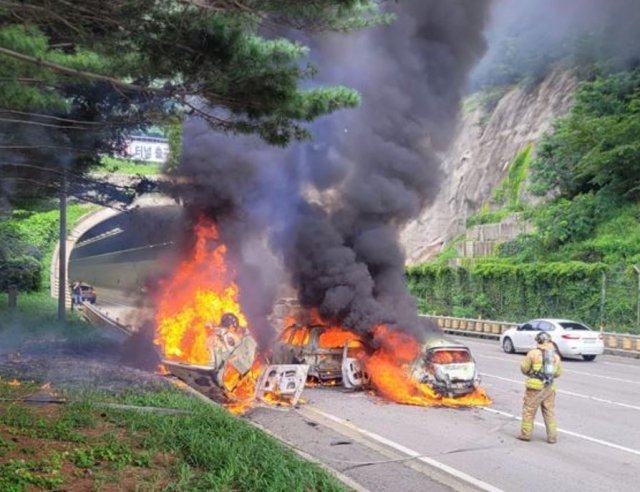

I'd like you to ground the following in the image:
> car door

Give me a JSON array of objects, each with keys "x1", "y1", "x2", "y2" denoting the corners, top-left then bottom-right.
[
  {"x1": 513, "y1": 322, "x2": 533, "y2": 350},
  {"x1": 341, "y1": 340, "x2": 369, "y2": 389},
  {"x1": 521, "y1": 321, "x2": 540, "y2": 350}
]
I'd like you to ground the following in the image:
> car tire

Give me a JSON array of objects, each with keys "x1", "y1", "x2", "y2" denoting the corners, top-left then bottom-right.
[
  {"x1": 502, "y1": 337, "x2": 515, "y2": 354},
  {"x1": 582, "y1": 354, "x2": 597, "y2": 361}
]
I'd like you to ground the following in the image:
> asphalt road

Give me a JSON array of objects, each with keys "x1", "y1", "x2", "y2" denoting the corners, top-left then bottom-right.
[{"x1": 251, "y1": 337, "x2": 638, "y2": 492}]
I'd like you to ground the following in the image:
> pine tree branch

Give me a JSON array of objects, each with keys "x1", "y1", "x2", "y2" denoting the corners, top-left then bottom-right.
[{"x1": 0, "y1": 46, "x2": 161, "y2": 96}]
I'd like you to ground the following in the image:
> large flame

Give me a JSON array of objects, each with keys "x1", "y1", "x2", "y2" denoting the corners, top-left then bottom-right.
[
  {"x1": 364, "y1": 326, "x2": 491, "y2": 407},
  {"x1": 154, "y1": 219, "x2": 246, "y2": 364}
]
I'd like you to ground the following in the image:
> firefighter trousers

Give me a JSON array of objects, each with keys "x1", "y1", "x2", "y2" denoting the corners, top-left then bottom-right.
[{"x1": 520, "y1": 386, "x2": 557, "y2": 442}]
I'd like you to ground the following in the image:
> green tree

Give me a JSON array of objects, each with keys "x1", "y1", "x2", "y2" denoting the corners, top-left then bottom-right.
[
  {"x1": 530, "y1": 68, "x2": 640, "y2": 199},
  {"x1": 1, "y1": 1, "x2": 386, "y2": 205}
]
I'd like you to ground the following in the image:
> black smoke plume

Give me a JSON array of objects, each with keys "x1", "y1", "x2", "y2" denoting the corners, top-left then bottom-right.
[{"x1": 168, "y1": 1, "x2": 491, "y2": 343}]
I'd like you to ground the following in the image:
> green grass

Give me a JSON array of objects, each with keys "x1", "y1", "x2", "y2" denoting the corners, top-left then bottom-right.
[
  {"x1": 493, "y1": 143, "x2": 533, "y2": 208},
  {"x1": 0, "y1": 379, "x2": 346, "y2": 492},
  {"x1": 465, "y1": 145, "x2": 534, "y2": 228},
  {"x1": 0, "y1": 292, "x2": 109, "y2": 352},
  {"x1": 100, "y1": 156, "x2": 162, "y2": 176},
  {"x1": 0, "y1": 293, "x2": 346, "y2": 491}
]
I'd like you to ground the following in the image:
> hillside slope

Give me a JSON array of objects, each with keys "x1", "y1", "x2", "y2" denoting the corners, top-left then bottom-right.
[{"x1": 402, "y1": 68, "x2": 577, "y2": 264}]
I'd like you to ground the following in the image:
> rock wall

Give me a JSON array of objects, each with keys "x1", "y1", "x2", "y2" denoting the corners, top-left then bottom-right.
[{"x1": 401, "y1": 68, "x2": 578, "y2": 265}]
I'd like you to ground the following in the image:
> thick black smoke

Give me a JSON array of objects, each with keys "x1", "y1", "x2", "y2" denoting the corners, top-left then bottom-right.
[
  {"x1": 280, "y1": 1, "x2": 490, "y2": 338},
  {"x1": 169, "y1": 1, "x2": 491, "y2": 343}
]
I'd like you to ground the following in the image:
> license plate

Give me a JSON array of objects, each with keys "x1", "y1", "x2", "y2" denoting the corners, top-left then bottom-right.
[{"x1": 583, "y1": 339, "x2": 596, "y2": 343}]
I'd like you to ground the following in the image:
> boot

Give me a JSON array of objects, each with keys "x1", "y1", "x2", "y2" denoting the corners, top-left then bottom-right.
[{"x1": 516, "y1": 435, "x2": 531, "y2": 442}]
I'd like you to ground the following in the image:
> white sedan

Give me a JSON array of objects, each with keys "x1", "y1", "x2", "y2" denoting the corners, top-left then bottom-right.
[{"x1": 500, "y1": 318, "x2": 604, "y2": 361}]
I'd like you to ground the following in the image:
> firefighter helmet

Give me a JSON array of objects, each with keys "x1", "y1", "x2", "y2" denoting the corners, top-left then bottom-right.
[
  {"x1": 220, "y1": 312, "x2": 239, "y2": 329},
  {"x1": 535, "y1": 331, "x2": 551, "y2": 345}
]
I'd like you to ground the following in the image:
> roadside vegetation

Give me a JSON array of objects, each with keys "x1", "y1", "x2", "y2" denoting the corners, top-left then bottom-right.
[
  {"x1": 0, "y1": 378, "x2": 344, "y2": 491},
  {"x1": 0, "y1": 293, "x2": 345, "y2": 491},
  {"x1": 411, "y1": 68, "x2": 640, "y2": 334},
  {"x1": 99, "y1": 157, "x2": 162, "y2": 176},
  {"x1": 0, "y1": 200, "x2": 97, "y2": 296}
]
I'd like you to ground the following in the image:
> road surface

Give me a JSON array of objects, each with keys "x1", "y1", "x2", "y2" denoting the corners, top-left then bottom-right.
[{"x1": 250, "y1": 337, "x2": 640, "y2": 492}]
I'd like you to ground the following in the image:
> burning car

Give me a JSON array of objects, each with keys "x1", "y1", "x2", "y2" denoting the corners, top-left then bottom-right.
[
  {"x1": 410, "y1": 338, "x2": 480, "y2": 398},
  {"x1": 161, "y1": 313, "x2": 308, "y2": 409},
  {"x1": 271, "y1": 323, "x2": 369, "y2": 388}
]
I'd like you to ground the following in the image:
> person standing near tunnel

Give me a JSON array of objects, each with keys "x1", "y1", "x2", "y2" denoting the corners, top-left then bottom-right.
[{"x1": 517, "y1": 331, "x2": 562, "y2": 443}]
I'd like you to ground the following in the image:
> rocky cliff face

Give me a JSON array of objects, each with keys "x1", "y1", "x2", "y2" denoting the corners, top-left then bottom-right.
[{"x1": 401, "y1": 68, "x2": 578, "y2": 265}]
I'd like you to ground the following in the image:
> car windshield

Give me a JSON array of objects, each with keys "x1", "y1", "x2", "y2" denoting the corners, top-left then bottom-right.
[
  {"x1": 430, "y1": 349, "x2": 471, "y2": 364},
  {"x1": 559, "y1": 322, "x2": 590, "y2": 331}
]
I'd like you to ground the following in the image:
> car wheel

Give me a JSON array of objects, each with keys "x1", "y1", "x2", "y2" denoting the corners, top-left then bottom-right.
[
  {"x1": 582, "y1": 354, "x2": 597, "y2": 361},
  {"x1": 502, "y1": 337, "x2": 515, "y2": 354}
]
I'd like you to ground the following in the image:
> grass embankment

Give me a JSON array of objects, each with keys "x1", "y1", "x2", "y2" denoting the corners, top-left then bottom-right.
[
  {"x1": 0, "y1": 381, "x2": 344, "y2": 492},
  {"x1": 100, "y1": 157, "x2": 162, "y2": 176},
  {"x1": 0, "y1": 295, "x2": 345, "y2": 491}
]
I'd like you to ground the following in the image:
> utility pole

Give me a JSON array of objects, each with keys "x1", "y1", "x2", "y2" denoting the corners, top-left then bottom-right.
[{"x1": 57, "y1": 171, "x2": 67, "y2": 321}]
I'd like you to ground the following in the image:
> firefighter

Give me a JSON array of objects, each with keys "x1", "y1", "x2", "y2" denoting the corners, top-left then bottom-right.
[{"x1": 517, "y1": 331, "x2": 562, "y2": 443}]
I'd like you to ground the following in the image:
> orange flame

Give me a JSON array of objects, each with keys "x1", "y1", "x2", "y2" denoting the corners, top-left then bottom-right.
[
  {"x1": 364, "y1": 326, "x2": 491, "y2": 407},
  {"x1": 8, "y1": 379, "x2": 21, "y2": 386},
  {"x1": 154, "y1": 218, "x2": 286, "y2": 414},
  {"x1": 154, "y1": 219, "x2": 246, "y2": 364}
]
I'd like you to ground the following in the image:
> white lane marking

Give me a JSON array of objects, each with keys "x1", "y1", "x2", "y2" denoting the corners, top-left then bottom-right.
[
  {"x1": 562, "y1": 369, "x2": 640, "y2": 385},
  {"x1": 305, "y1": 406, "x2": 504, "y2": 492},
  {"x1": 481, "y1": 373, "x2": 640, "y2": 411},
  {"x1": 602, "y1": 360, "x2": 640, "y2": 370},
  {"x1": 476, "y1": 354, "x2": 640, "y2": 385},
  {"x1": 476, "y1": 354, "x2": 525, "y2": 362},
  {"x1": 481, "y1": 407, "x2": 640, "y2": 457}
]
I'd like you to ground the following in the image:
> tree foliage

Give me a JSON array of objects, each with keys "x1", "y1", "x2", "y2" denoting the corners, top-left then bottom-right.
[
  {"x1": 530, "y1": 68, "x2": 640, "y2": 199},
  {"x1": 407, "y1": 260, "x2": 639, "y2": 333},
  {"x1": 0, "y1": 0, "x2": 384, "y2": 205}
]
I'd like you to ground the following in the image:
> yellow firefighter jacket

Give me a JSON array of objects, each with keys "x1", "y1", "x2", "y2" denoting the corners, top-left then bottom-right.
[{"x1": 520, "y1": 342, "x2": 562, "y2": 390}]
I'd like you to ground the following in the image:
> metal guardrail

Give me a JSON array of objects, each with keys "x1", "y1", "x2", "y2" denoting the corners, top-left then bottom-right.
[
  {"x1": 421, "y1": 314, "x2": 640, "y2": 355},
  {"x1": 81, "y1": 302, "x2": 134, "y2": 342}
]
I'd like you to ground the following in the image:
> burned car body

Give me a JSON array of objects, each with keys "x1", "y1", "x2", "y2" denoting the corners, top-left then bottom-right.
[
  {"x1": 162, "y1": 315, "x2": 308, "y2": 407},
  {"x1": 411, "y1": 338, "x2": 480, "y2": 397},
  {"x1": 272, "y1": 324, "x2": 343, "y2": 382},
  {"x1": 271, "y1": 324, "x2": 369, "y2": 388}
]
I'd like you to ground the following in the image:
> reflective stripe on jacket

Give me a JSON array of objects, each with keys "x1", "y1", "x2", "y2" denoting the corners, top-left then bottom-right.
[{"x1": 520, "y1": 343, "x2": 562, "y2": 390}]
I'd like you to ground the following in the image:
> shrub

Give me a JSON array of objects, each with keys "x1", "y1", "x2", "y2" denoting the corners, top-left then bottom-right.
[{"x1": 0, "y1": 255, "x2": 41, "y2": 291}]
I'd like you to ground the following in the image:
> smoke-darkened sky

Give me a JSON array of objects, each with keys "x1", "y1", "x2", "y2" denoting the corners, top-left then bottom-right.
[{"x1": 473, "y1": 0, "x2": 640, "y2": 87}]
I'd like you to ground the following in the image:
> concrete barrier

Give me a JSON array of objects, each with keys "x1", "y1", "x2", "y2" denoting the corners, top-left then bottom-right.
[{"x1": 422, "y1": 314, "x2": 640, "y2": 359}]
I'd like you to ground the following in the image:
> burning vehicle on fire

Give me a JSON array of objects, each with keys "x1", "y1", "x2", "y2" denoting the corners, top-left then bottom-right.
[
  {"x1": 161, "y1": 312, "x2": 309, "y2": 409},
  {"x1": 410, "y1": 338, "x2": 480, "y2": 398},
  {"x1": 271, "y1": 322, "x2": 370, "y2": 388},
  {"x1": 271, "y1": 316, "x2": 479, "y2": 398}
]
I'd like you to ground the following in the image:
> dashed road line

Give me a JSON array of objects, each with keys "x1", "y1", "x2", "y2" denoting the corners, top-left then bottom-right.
[
  {"x1": 481, "y1": 373, "x2": 640, "y2": 411},
  {"x1": 475, "y1": 354, "x2": 640, "y2": 385}
]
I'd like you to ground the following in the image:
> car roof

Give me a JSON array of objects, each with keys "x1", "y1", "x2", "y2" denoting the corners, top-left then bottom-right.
[
  {"x1": 528, "y1": 318, "x2": 585, "y2": 324},
  {"x1": 423, "y1": 337, "x2": 469, "y2": 350}
]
